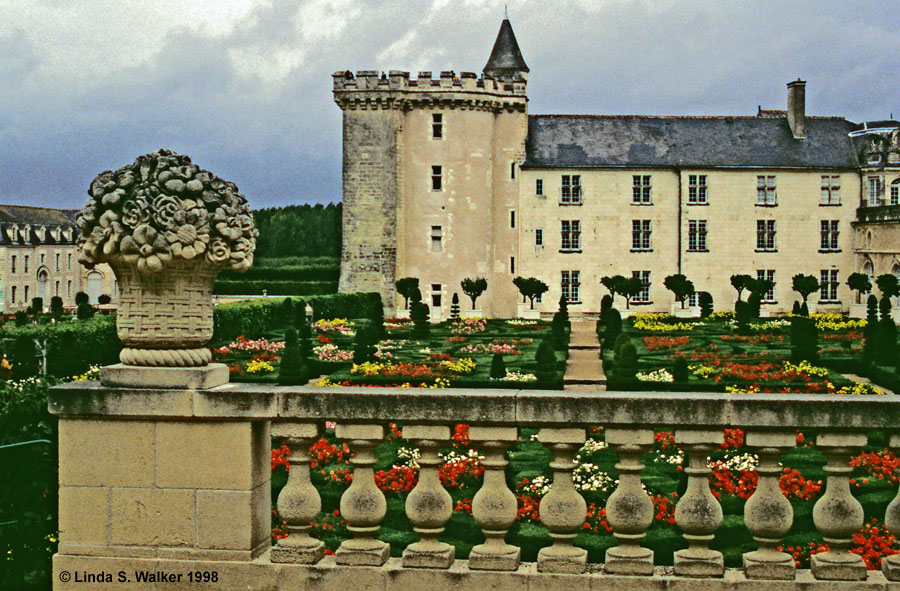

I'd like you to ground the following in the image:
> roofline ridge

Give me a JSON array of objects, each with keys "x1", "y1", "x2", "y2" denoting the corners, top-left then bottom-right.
[{"x1": 528, "y1": 113, "x2": 851, "y2": 121}]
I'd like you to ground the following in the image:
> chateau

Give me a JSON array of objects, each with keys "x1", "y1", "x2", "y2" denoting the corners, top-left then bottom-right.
[{"x1": 335, "y1": 18, "x2": 900, "y2": 318}]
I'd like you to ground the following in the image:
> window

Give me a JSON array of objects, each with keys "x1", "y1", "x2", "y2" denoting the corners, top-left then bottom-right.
[
  {"x1": 11, "y1": 255, "x2": 15, "y2": 273},
  {"x1": 821, "y1": 175, "x2": 841, "y2": 205},
  {"x1": 632, "y1": 220, "x2": 651, "y2": 250},
  {"x1": 757, "y1": 175, "x2": 776, "y2": 205},
  {"x1": 24, "y1": 285, "x2": 28, "y2": 301},
  {"x1": 55, "y1": 253, "x2": 60, "y2": 271},
  {"x1": 820, "y1": 269, "x2": 839, "y2": 302},
  {"x1": 431, "y1": 226, "x2": 442, "y2": 252},
  {"x1": 561, "y1": 175, "x2": 582, "y2": 204},
  {"x1": 67, "y1": 280, "x2": 71, "y2": 297},
  {"x1": 756, "y1": 220, "x2": 776, "y2": 251},
  {"x1": 688, "y1": 220, "x2": 707, "y2": 251},
  {"x1": 536, "y1": 179, "x2": 544, "y2": 196},
  {"x1": 561, "y1": 271, "x2": 581, "y2": 303},
  {"x1": 688, "y1": 175, "x2": 708, "y2": 204},
  {"x1": 40, "y1": 253, "x2": 44, "y2": 265},
  {"x1": 431, "y1": 113, "x2": 443, "y2": 139},
  {"x1": 687, "y1": 292, "x2": 698, "y2": 307},
  {"x1": 431, "y1": 284, "x2": 441, "y2": 308},
  {"x1": 67, "y1": 253, "x2": 72, "y2": 270},
  {"x1": 535, "y1": 228, "x2": 543, "y2": 246},
  {"x1": 633, "y1": 175, "x2": 652, "y2": 204},
  {"x1": 431, "y1": 165, "x2": 442, "y2": 191},
  {"x1": 561, "y1": 220, "x2": 581, "y2": 251},
  {"x1": 510, "y1": 211, "x2": 516, "y2": 228},
  {"x1": 24, "y1": 255, "x2": 29, "y2": 273},
  {"x1": 511, "y1": 162, "x2": 516, "y2": 179},
  {"x1": 820, "y1": 220, "x2": 839, "y2": 251},
  {"x1": 11, "y1": 286, "x2": 16, "y2": 302},
  {"x1": 55, "y1": 281, "x2": 59, "y2": 296},
  {"x1": 632, "y1": 270, "x2": 651, "y2": 303},
  {"x1": 510, "y1": 257, "x2": 515, "y2": 274},
  {"x1": 868, "y1": 176, "x2": 883, "y2": 206},
  {"x1": 892, "y1": 179, "x2": 900, "y2": 205},
  {"x1": 756, "y1": 270, "x2": 776, "y2": 302}
]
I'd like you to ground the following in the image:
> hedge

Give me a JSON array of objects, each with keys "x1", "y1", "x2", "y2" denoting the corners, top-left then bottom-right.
[
  {"x1": 212, "y1": 293, "x2": 383, "y2": 343},
  {"x1": 213, "y1": 280, "x2": 338, "y2": 296},
  {"x1": 217, "y1": 265, "x2": 340, "y2": 282}
]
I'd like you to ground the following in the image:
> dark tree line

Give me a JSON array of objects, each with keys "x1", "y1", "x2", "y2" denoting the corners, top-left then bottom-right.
[{"x1": 253, "y1": 203, "x2": 342, "y2": 259}]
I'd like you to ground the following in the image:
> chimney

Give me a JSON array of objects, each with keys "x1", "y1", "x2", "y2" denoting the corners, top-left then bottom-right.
[{"x1": 787, "y1": 79, "x2": 806, "y2": 139}]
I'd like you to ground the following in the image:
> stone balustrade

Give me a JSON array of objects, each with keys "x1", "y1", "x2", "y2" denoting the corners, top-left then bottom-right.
[{"x1": 48, "y1": 384, "x2": 900, "y2": 590}]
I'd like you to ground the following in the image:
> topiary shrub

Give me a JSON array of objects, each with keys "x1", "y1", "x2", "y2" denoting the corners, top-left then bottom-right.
[
  {"x1": 551, "y1": 311, "x2": 568, "y2": 350},
  {"x1": 490, "y1": 353, "x2": 507, "y2": 379},
  {"x1": 800, "y1": 301, "x2": 809, "y2": 317},
  {"x1": 698, "y1": 291, "x2": 713, "y2": 318},
  {"x1": 74, "y1": 292, "x2": 89, "y2": 306},
  {"x1": 599, "y1": 294, "x2": 612, "y2": 325},
  {"x1": 673, "y1": 357, "x2": 688, "y2": 383},
  {"x1": 411, "y1": 301, "x2": 430, "y2": 338},
  {"x1": 97, "y1": 294, "x2": 112, "y2": 305},
  {"x1": 603, "y1": 308, "x2": 622, "y2": 349},
  {"x1": 558, "y1": 295, "x2": 570, "y2": 326},
  {"x1": 353, "y1": 324, "x2": 377, "y2": 364},
  {"x1": 863, "y1": 294, "x2": 879, "y2": 368},
  {"x1": 11, "y1": 335, "x2": 39, "y2": 379},
  {"x1": 278, "y1": 327, "x2": 309, "y2": 385},
  {"x1": 29, "y1": 298, "x2": 43, "y2": 315},
  {"x1": 747, "y1": 292, "x2": 762, "y2": 319},
  {"x1": 616, "y1": 342, "x2": 638, "y2": 383},
  {"x1": 281, "y1": 297, "x2": 294, "y2": 326},
  {"x1": 877, "y1": 316, "x2": 898, "y2": 367},
  {"x1": 735, "y1": 301, "x2": 751, "y2": 335},
  {"x1": 792, "y1": 301, "x2": 801, "y2": 315},
  {"x1": 613, "y1": 333, "x2": 631, "y2": 359},
  {"x1": 14, "y1": 311, "x2": 28, "y2": 327},
  {"x1": 535, "y1": 340, "x2": 557, "y2": 383},
  {"x1": 790, "y1": 316, "x2": 818, "y2": 363},
  {"x1": 450, "y1": 293, "x2": 460, "y2": 320},
  {"x1": 76, "y1": 303, "x2": 95, "y2": 320},
  {"x1": 50, "y1": 296, "x2": 64, "y2": 320}
]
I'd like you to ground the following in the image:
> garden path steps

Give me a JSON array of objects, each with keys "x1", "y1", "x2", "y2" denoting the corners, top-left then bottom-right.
[
  {"x1": 563, "y1": 321, "x2": 607, "y2": 391},
  {"x1": 842, "y1": 373, "x2": 896, "y2": 395}
]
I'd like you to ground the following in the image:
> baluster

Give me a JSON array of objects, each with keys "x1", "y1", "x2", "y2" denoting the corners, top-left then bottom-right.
[
  {"x1": 604, "y1": 428, "x2": 654, "y2": 575},
  {"x1": 674, "y1": 429, "x2": 724, "y2": 577},
  {"x1": 402, "y1": 425, "x2": 454, "y2": 568},
  {"x1": 882, "y1": 433, "x2": 900, "y2": 580},
  {"x1": 537, "y1": 428, "x2": 587, "y2": 574},
  {"x1": 468, "y1": 426, "x2": 520, "y2": 571},
  {"x1": 742, "y1": 431, "x2": 795, "y2": 580},
  {"x1": 335, "y1": 423, "x2": 390, "y2": 566},
  {"x1": 811, "y1": 432, "x2": 866, "y2": 581},
  {"x1": 271, "y1": 422, "x2": 325, "y2": 564}
]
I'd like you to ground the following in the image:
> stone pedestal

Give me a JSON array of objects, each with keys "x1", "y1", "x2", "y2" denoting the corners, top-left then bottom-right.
[{"x1": 101, "y1": 363, "x2": 229, "y2": 389}]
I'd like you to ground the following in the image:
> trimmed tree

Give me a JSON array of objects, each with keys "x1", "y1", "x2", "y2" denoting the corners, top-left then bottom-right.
[
  {"x1": 490, "y1": 353, "x2": 507, "y2": 379},
  {"x1": 877, "y1": 273, "x2": 900, "y2": 300},
  {"x1": 730, "y1": 274, "x2": 753, "y2": 303},
  {"x1": 50, "y1": 296, "x2": 64, "y2": 319},
  {"x1": 74, "y1": 291, "x2": 89, "y2": 306},
  {"x1": 618, "y1": 276, "x2": 644, "y2": 309},
  {"x1": 535, "y1": 339, "x2": 557, "y2": 384},
  {"x1": 603, "y1": 308, "x2": 622, "y2": 349},
  {"x1": 847, "y1": 272, "x2": 872, "y2": 304},
  {"x1": 673, "y1": 357, "x2": 689, "y2": 383},
  {"x1": 411, "y1": 300, "x2": 430, "y2": 338},
  {"x1": 450, "y1": 293, "x2": 460, "y2": 320},
  {"x1": 512, "y1": 276, "x2": 548, "y2": 310},
  {"x1": 698, "y1": 292, "x2": 713, "y2": 318},
  {"x1": 353, "y1": 323, "x2": 377, "y2": 364},
  {"x1": 76, "y1": 302, "x2": 95, "y2": 320},
  {"x1": 663, "y1": 274, "x2": 695, "y2": 309},
  {"x1": 278, "y1": 327, "x2": 309, "y2": 385},
  {"x1": 460, "y1": 277, "x2": 487, "y2": 310},
  {"x1": 863, "y1": 294, "x2": 878, "y2": 367},
  {"x1": 791, "y1": 274, "x2": 819, "y2": 313},
  {"x1": 29, "y1": 297, "x2": 44, "y2": 315},
  {"x1": 790, "y1": 316, "x2": 819, "y2": 363},
  {"x1": 97, "y1": 294, "x2": 112, "y2": 305},
  {"x1": 395, "y1": 277, "x2": 420, "y2": 309},
  {"x1": 615, "y1": 341, "x2": 638, "y2": 384},
  {"x1": 600, "y1": 275, "x2": 625, "y2": 303}
]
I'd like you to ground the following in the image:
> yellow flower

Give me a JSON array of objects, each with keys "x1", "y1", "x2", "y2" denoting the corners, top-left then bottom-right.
[{"x1": 245, "y1": 359, "x2": 274, "y2": 374}]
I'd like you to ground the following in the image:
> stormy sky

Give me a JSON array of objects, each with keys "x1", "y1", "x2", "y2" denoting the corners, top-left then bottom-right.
[{"x1": 2, "y1": 0, "x2": 898, "y2": 210}]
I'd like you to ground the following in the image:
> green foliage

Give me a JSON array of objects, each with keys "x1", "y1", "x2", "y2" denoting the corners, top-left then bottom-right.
[
  {"x1": 29, "y1": 297, "x2": 43, "y2": 314},
  {"x1": 252, "y1": 203, "x2": 341, "y2": 259},
  {"x1": 353, "y1": 323, "x2": 379, "y2": 364},
  {"x1": 11, "y1": 334, "x2": 39, "y2": 379},
  {"x1": 613, "y1": 333, "x2": 631, "y2": 358},
  {"x1": 218, "y1": 264, "x2": 340, "y2": 283},
  {"x1": 877, "y1": 273, "x2": 900, "y2": 299},
  {"x1": 800, "y1": 302, "x2": 809, "y2": 317},
  {"x1": 791, "y1": 274, "x2": 820, "y2": 304},
  {"x1": 792, "y1": 301, "x2": 801, "y2": 315},
  {"x1": 460, "y1": 277, "x2": 487, "y2": 309},
  {"x1": 50, "y1": 296, "x2": 64, "y2": 320},
  {"x1": 278, "y1": 327, "x2": 309, "y2": 385},
  {"x1": 14, "y1": 311, "x2": 28, "y2": 327},
  {"x1": 747, "y1": 292, "x2": 762, "y2": 320},
  {"x1": 558, "y1": 294, "x2": 569, "y2": 322},
  {"x1": 603, "y1": 308, "x2": 622, "y2": 349},
  {"x1": 735, "y1": 300, "x2": 752, "y2": 334},
  {"x1": 876, "y1": 317, "x2": 898, "y2": 366},
  {"x1": 847, "y1": 272, "x2": 872, "y2": 304},
  {"x1": 450, "y1": 293, "x2": 460, "y2": 320},
  {"x1": 411, "y1": 301, "x2": 430, "y2": 338},
  {"x1": 281, "y1": 297, "x2": 295, "y2": 325},
  {"x1": 512, "y1": 276, "x2": 549, "y2": 309},
  {"x1": 213, "y1": 279, "x2": 337, "y2": 296},
  {"x1": 618, "y1": 276, "x2": 643, "y2": 309},
  {"x1": 395, "y1": 277, "x2": 419, "y2": 309},
  {"x1": 600, "y1": 275, "x2": 625, "y2": 302},
  {"x1": 863, "y1": 294, "x2": 879, "y2": 367},
  {"x1": 74, "y1": 291, "x2": 89, "y2": 306},
  {"x1": 599, "y1": 294, "x2": 612, "y2": 324},
  {"x1": 790, "y1": 316, "x2": 819, "y2": 363},
  {"x1": 97, "y1": 294, "x2": 112, "y2": 305},
  {"x1": 535, "y1": 339, "x2": 557, "y2": 382},
  {"x1": 551, "y1": 312, "x2": 568, "y2": 350},
  {"x1": 673, "y1": 357, "x2": 688, "y2": 382},
  {"x1": 76, "y1": 302, "x2": 95, "y2": 320},
  {"x1": 616, "y1": 342, "x2": 638, "y2": 381},
  {"x1": 490, "y1": 353, "x2": 507, "y2": 379},
  {"x1": 698, "y1": 291, "x2": 713, "y2": 318},
  {"x1": 663, "y1": 274, "x2": 695, "y2": 308},
  {"x1": 881, "y1": 296, "x2": 893, "y2": 320}
]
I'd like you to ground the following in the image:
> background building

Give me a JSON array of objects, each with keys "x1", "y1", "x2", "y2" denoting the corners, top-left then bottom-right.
[
  {"x1": 0, "y1": 205, "x2": 115, "y2": 312},
  {"x1": 336, "y1": 19, "x2": 900, "y2": 318}
]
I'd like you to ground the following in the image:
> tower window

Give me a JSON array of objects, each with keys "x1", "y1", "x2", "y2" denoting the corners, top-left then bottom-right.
[
  {"x1": 510, "y1": 210, "x2": 516, "y2": 228},
  {"x1": 821, "y1": 175, "x2": 841, "y2": 205},
  {"x1": 688, "y1": 175, "x2": 708, "y2": 204},
  {"x1": 757, "y1": 176, "x2": 777, "y2": 205},
  {"x1": 431, "y1": 284, "x2": 442, "y2": 308},
  {"x1": 632, "y1": 176, "x2": 652, "y2": 204},
  {"x1": 431, "y1": 226, "x2": 442, "y2": 252},
  {"x1": 561, "y1": 175, "x2": 582, "y2": 204},
  {"x1": 510, "y1": 257, "x2": 515, "y2": 274},
  {"x1": 535, "y1": 228, "x2": 543, "y2": 246},
  {"x1": 511, "y1": 162, "x2": 516, "y2": 179},
  {"x1": 536, "y1": 179, "x2": 544, "y2": 196},
  {"x1": 432, "y1": 114, "x2": 443, "y2": 139},
  {"x1": 431, "y1": 166, "x2": 442, "y2": 191}
]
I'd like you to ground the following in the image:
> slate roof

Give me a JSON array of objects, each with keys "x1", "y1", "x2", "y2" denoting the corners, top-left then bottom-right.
[
  {"x1": 483, "y1": 19, "x2": 529, "y2": 78},
  {"x1": 0, "y1": 205, "x2": 78, "y2": 226},
  {"x1": 523, "y1": 115, "x2": 860, "y2": 169}
]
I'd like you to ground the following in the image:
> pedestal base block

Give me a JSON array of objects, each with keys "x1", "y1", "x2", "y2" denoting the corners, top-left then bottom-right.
[{"x1": 101, "y1": 363, "x2": 229, "y2": 389}]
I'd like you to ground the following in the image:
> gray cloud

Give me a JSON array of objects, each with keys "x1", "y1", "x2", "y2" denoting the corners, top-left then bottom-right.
[{"x1": 1, "y1": 0, "x2": 898, "y2": 209}]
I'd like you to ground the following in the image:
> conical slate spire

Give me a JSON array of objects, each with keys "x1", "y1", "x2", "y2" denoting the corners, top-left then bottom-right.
[{"x1": 483, "y1": 18, "x2": 529, "y2": 80}]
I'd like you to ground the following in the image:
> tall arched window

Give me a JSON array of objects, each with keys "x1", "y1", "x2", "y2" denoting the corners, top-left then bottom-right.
[
  {"x1": 892, "y1": 179, "x2": 900, "y2": 205},
  {"x1": 87, "y1": 272, "x2": 103, "y2": 304}
]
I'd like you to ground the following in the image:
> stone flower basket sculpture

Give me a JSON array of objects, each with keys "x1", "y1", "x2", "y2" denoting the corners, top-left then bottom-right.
[{"x1": 77, "y1": 149, "x2": 257, "y2": 388}]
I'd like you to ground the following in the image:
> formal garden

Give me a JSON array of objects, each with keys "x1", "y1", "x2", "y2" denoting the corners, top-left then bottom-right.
[{"x1": 4, "y1": 269, "x2": 900, "y2": 588}]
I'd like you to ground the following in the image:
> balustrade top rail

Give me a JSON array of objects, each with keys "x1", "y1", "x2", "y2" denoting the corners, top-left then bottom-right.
[
  {"x1": 49, "y1": 382, "x2": 900, "y2": 430},
  {"x1": 856, "y1": 204, "x2": 900, "y2": 223}
]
